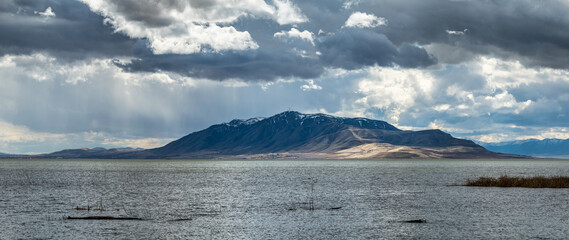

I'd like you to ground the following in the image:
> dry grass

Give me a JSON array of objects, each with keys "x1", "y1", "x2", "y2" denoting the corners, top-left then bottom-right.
[{"x1": 465, "y1": 175, "x2": 569, "y2": 188}]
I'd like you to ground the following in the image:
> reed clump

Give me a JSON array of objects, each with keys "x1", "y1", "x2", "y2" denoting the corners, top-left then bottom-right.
[{"x1": 465, "y1": 175, "x2": 569, "y2": 188}]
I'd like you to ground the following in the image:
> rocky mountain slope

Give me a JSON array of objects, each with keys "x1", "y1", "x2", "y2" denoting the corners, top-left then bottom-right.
[
  {"x1": 39, "y1": 111, "x2": 526, "y2": 159},
  {"x1": 135, "y1": 111, "x2": 523, "y2": 159}
]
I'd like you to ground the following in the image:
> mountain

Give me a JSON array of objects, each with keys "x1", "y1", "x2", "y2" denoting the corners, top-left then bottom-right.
[
  {"x1": 40, "y1": 147, "x2": 143, "y2": 159},
  {"x1": 133, "y1": 111, "x2": 522, "y2": 159},
  {"x1": 41, "y1": 111, "x2": 526, "y2": 159},
  {"x1": 0, "y1": 152, "x2": 24, "y2": 158},
  {"x1": 481, "y1": 139, "x2": 569, "y2": 158}
]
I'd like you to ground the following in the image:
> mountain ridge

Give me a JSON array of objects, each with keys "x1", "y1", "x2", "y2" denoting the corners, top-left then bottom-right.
[
  {"x1": 481, "y1": 138, "x2": 569, "y2": 158},
  {"x1": 31, "y1": 111, "x2": 527, "y2": 159},
  {"x1": 151, "y1": 111, "x2": 401, "y2": 156},
  {"x1": 139, "y1": 111, "x2": 523, "y2": 159}
]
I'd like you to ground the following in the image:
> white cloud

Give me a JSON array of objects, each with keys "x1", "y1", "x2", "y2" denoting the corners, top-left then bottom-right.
[
  {"x1": 344, "y1": 12, "x2": 387, "y2": 28},
  {"x1": 99, "y1": 136, "x2": 174, "y2": 149},
  {"x1": 146, "y1": 24, "x2": 259, "y2": 54},
  {"x1": 0, "y1": 53, "x2": 56, "y2": 81},
  {"x1": 523, "y1": 128, "x2": 569, "y2": 141},
  {"x1": 0, "y1": 53, "x2": 129, "y2": 85},
  {"x1": 0, "y1": 121, "x2": 64, "y2": 144},
  {"x1": 79, "y1": 0, "x2": 307, "y2": 54},
  {"x1": 446, "y1": 29, "x2": 468, "y2": 35},
  {"x1": 273, "y1": 0, "x2": 309, "y2": 25},
  {"x1": 300, "y1": 80, "x2": 322, "y2": 91},
  {"x1": 0, "y1": 119, "x2": 173, "y2": 153},
  {"x1": 427, "y1": 120, "x2": 448, "y2": 131},
  {"x1": 443, "y1": 87, "x2": 534, "y2": 117},
  {"x1": 474, "y1": 126, "x2": 569, "y2": 143},
  {"x1": 274, "y1": 28, "x2": 315, "y2": 45},
  {"x1": 482, "y1": 91, "x2": 532, "y2": 114},
  {"x1": 435, "y1": 56, "x2": 569, "y2": 119},
  {"x1": 342, "y1": 0, "x2": 361, "y2": 9},
  {"x1": 34, "y1": 7, "x2": 56, "y2": 19},
  {"x1": 0, "y1": 53, "x2": 226, "y2": 87},
  {"x1": 338, "y1": 55, "x2": 569, "y2": 142},
  {"x1": 355, "y1": 67, "x2": 435, "y2": 123},
  {"x1": 433, "y1": 104, "x2": 451, "y2": 112},
  {"x1": 475, "y1": 56, "x2": 569, "y2": 90}
]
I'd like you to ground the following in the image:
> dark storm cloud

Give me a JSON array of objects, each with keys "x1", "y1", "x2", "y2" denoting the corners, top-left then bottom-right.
[
  {"x1": 396, "y1": 43, "x2": 438, "y2": 68},
  {"x1": 4, "y1": 0, "x2": 569, "y2": 80},
  {"x1": 0, "y1": 0, "x2": 136, "y2": 60},
  {"x1": 103, "y1": 0, "x2": 180, "y2": 27},
  {"x1": 103, "y1": 0, "x2": 225, "y2": 27},
  {"x1": 347, "y1": 0, "x2": 569, "y2": 69},
  {"x1": 119, "y1": 41, "x2": 324, "y2": 81},
  {"x1": 113, "y1": 0, "x2": 569, "y2": 81},
  {"x1": 317, "y1": 29, "x2": 436, "y2": 69},
  {"x1": 119, "y1": 19, "x2": 436, "y2": 81}
]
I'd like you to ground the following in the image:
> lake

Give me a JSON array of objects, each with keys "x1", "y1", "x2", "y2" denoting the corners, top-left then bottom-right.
[{"x1": 1, "y1": 159, "x2": 569, "y2": 239}]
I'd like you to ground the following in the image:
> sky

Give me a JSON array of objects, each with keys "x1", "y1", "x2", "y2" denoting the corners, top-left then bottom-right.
[{"x1": 2, "y1": 0, "x2": 569, "y2": 154}]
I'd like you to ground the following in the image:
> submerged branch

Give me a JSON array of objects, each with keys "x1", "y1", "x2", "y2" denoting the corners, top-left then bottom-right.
[
  {"x1": 66, "y1": 216, "x2": 144, "y2": 220},
  {"x1": 464, "y1": 175, "x2": 569, "y2": 188}
]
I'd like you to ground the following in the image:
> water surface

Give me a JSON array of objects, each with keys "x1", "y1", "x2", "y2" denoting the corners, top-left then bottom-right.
[{"x1": 1, "y1": 159, "x2": 569, "y2": 239}]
